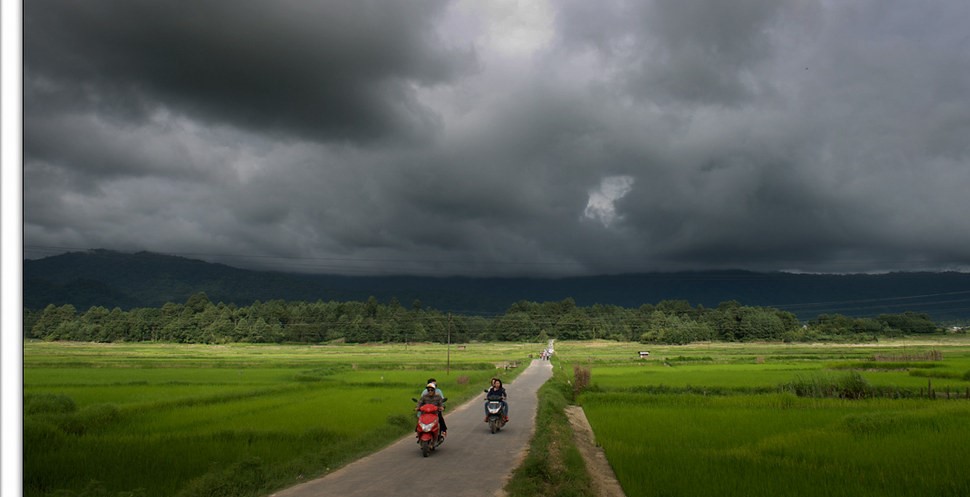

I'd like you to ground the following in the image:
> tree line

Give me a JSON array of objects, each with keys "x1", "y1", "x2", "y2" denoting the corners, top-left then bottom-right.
[{"x1": 23, "y1": 292, "x2": 946, "y2": 345}]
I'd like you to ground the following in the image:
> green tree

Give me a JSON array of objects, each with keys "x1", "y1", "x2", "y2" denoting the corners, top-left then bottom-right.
[
  {"x1": 203, "y1": 311, "x2": 235, "y2": 343},
  {"x1": 556, "y1": 312, "x2": 592, "y2": 340},
  {"x1": 98, "y1": 307, "x2": 129, "y2": 342},
  {"x1": 497, "y1": 312, "x2": 536, "y2": 341},
  {"x1": 30, "y1": 304, "x2": 77, "y2": 341},
  {"x1": 878, "y1": 312, "x2": 937, "y2": 334},
  {"x1": 77, "y1": 306, "x2": 111, "y2": 342},
  {"x1": 656, "y1": 299, "x2": 696, "y2": 318},
  {"x1": 408, "y1": 321, "x2": 429, "y2": 343},
  {"x1": 129, "y1": 307, "x2": 162, "y2": 341},
  {"x1": 23, "y1": 308, "x2": 42, "y2": 338},
  {"x1": 184, "y1": 292, "x2": 212, "y2": 314},
  {"x1": 735, "y1": 307, "x2": 785, "y2": 341},
  {"x1": 640, "y1": 312, "x2": 713, "y2": 344}
]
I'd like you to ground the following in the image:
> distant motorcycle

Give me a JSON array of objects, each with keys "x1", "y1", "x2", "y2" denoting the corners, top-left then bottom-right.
[
  {"x1": 484, "y1": 391, "x2": 507, "y2": 434},
  {"x1": 412, "y1": 397, "x2": 447, "y2": 457}
]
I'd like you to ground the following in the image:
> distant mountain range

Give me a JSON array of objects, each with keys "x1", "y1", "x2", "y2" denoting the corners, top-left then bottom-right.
[{"x1": 23, "y1": 249, "x2": 970, "y2": 321}]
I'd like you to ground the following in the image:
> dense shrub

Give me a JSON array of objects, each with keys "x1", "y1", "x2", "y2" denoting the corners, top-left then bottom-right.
[
  {"x1": 23, "y1": 418, "x2": 68, "y2": 450},
  {"x1": 572, "y1": 366, "x2": 591, "y2": 400},
  {"x1": 58, "y1": 404, "x2": 122, "y2": 436},
  {"x1": 783, "y1": 372, "x2": 874, "y2": 399},
  {"x1": 25, "y1": 393, "x2": 77, "y2": 415}
]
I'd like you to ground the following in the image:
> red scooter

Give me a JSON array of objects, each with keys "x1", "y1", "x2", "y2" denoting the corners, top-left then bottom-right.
[{"x1": 412, "y1": 398, "x2": 447, "y2": 457}]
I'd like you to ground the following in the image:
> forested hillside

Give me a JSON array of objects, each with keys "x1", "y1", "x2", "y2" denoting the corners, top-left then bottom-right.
[{"x1": 23, "y1": 249, "x2": 970, "y2": 321}]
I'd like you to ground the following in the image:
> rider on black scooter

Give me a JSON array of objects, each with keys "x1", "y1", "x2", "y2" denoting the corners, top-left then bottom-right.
[{"x1": 483, "y1": 378, "x2": 508, "y2": 423}]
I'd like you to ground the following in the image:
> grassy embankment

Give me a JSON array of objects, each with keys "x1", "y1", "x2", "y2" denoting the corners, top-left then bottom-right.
[
  {"x1": 23, "y1": 341, "x2": 532, "y2": 497},
  {"x1": 504, "y1": 359, "x2": 595, "y2": 497},
  {"x1": 549, "y1": 337, "x2": 970, "y2": 497}
]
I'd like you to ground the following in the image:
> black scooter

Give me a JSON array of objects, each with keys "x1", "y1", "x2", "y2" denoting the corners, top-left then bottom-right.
[{"x1": 483, "y1": 390, "x2": 507, "y2": 434}]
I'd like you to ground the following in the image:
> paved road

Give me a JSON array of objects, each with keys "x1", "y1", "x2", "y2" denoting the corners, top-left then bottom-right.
[{"x1": 271, "y1": 359, "x2": 554, "y2": 497}]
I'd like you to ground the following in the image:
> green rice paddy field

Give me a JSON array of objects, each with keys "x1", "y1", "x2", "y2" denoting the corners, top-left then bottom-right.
[
  {"x1": 24, "y1": 338, "x2": 970, "y2": 497},
  {"x1": 23, "y1": 341, "x2": 535, "y2": 497},
  {"x1": 553, "y1": 338, "x2": 970, "y2": 497}
]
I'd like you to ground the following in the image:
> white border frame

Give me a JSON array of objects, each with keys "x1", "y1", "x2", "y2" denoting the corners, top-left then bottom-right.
[{"x1": 2, "y1": 0, "x2": 24, "y2": 495}]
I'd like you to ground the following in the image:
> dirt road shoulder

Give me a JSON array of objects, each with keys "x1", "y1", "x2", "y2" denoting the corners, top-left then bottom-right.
[{"x1": 564, "y1": 406, "x2": 627, "y2": 497}]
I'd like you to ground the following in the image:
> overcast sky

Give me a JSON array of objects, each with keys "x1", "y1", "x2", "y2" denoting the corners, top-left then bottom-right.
[{"x1": 22, "y1": 0, "x2": 970, "y2": 277}]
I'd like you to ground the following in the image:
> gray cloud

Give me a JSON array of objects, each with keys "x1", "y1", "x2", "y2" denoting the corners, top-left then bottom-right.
[
  {"x1": 24, "y1": 0, "x2": 970, "y2": 276},
  {"x1": 25, "y1": 0, "x2": 469, "y2": 142}
]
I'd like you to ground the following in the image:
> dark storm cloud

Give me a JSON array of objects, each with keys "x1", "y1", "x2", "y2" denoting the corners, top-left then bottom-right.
[
  {"x1": 25, "y1": 0, "x2": 468, "y2": 142},
  {"x1": 23, "y1": 0, "x2": 970, "y2": 276},
  {"x1": 546, "y1": 0, "x2": 970, "y2": 273}
]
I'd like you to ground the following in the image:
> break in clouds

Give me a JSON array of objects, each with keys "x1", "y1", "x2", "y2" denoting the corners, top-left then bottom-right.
[{"x1": 23, "y1": 0, "x2": 970, "y2": 276}]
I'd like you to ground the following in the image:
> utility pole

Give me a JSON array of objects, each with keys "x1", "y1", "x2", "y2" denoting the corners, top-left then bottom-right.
[{"x1": 447, "y1": 313, "x2": 452, "y2": 375}]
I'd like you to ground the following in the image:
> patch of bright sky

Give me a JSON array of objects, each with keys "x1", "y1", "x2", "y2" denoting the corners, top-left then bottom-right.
[
  {"x1": 584, "y1": 175, "x2": 634, "y2": 227},
  {"x1": 433, "y1": 0, "x2": 554, "y2": 61},
  {"x1": 417, "y1": 0, "x2": 556, "y2": 141},
  {"x1": 480, "y1": 0, "x2": 554, "y2": 57}
]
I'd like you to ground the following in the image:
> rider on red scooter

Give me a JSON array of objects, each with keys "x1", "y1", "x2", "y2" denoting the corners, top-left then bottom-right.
[{"x1": 417, "y1": 382, "x2": 447, "y2": 437}]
